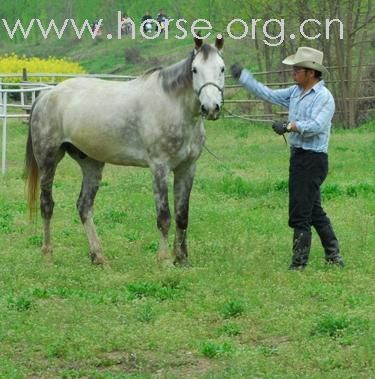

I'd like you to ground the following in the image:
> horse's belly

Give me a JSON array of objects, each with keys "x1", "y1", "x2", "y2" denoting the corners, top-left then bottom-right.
[{"x1": 65, "y1": 127, "x2": 148, "y2": 167}]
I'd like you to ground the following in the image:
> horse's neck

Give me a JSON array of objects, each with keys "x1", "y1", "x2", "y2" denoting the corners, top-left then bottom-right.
[
  {"x1": 179, "y1": 89, "x2": 200, "y2": 119},
  {"x1": 157, "y1": 56, "x2": 201, "y2": 118}
]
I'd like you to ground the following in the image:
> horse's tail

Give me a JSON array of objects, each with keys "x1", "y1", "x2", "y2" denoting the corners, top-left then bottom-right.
[{"x1": 25, "y1": 99, "x2": 40, "y2": 220}]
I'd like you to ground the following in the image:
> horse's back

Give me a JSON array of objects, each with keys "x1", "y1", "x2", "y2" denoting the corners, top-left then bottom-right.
[
  {"x1": 31, "y1": 74, "x2": 204, "y2": 168},
  {"x1": 50, "y1": 77, "x2": 140, "y2": 104},
  {"x1": 32, "y1": 77, "x2": 155, "y2": 166}
]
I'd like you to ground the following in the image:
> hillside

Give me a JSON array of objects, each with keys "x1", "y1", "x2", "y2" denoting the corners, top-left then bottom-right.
[
  {"x1": 0, "y1": 0, "x2": 244, "y2": 75},
  {"x1": 0, "y1": 34, "x2": 254, "y2": 76}
]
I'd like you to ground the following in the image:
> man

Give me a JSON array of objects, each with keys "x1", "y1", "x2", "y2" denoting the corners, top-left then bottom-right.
[
  {"x1": 121, "y1": 13, "x2": 133, "y2": 35},
  {"x1": 141, "y1": 11, "x2": 153, "y2": 33},
  {"x1": 231, "y1": 47, "x2": 345, "y2": 270},
  {"x1": 156, "y1": 9, "x2": 168, "y2": 32}
]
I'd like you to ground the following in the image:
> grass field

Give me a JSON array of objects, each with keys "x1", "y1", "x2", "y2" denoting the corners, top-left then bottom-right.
[
  {"x1": 0, "y1": 31, "x2": 258, "y2": 77},
  {"x1": 0, "y1": 119, "x2": 374, "y2": 378}
]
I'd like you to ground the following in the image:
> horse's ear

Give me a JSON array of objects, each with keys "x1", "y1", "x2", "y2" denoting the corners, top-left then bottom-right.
[
  {"x1": 215, "y1": 34, "x2": 224, "y2": 51},
  {"x1": 194, "y1": 32, "x2": 203, "y2": 51}
]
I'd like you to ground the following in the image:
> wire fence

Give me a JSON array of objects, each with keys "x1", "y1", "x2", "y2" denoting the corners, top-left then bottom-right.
[
  {"x1": 1, "y1": 65, "x2": 374, "y2": 174},
  {"x1": 223, "y1": 64, "x2": 375, "y2": 124}
]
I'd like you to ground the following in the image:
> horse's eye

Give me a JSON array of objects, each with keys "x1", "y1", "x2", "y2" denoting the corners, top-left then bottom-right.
[
  {"x1": 221, "y1": 67, "x2": 225, "y2": 73},
  {"x1": 192, "y1": 67, "x2": 197, "y2": 74}
]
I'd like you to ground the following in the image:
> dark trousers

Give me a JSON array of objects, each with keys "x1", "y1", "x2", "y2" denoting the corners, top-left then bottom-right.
[{"x1": 289, "y1": 148, "x2": 331, "y2": 232}]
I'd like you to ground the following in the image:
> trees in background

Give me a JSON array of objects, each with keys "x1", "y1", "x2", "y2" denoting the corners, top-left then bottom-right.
[
  {"x1": 0, "y1": 0, "x2": 373, "y2": 126},
  {"x1": 218, "y1": 0, "x2": 374, "y2": 127}
]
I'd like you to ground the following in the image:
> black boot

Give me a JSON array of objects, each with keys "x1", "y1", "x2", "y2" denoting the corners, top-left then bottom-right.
[
  {"x1": 289, "y1": 230, "x2": 312, "y2": 270},
  {"x1": 315, "y1": 224, "x2": 345, "y2": 267}
]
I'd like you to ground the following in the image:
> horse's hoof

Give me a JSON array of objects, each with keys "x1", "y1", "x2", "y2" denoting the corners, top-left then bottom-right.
[
  {"x1": 158, "y1": 256, "x2": 173, "y2": 269},
  {"x1": 173, "y1": 257, "x2": 191, "y2": 267},
  {"x1": 91, "y1": 253, "x2": 107, "y2": 265},
  {"x1": 41, "y1": 245, "x2": 53, "y2": 256},
  {"x1": 157, "y1": 250, "x2": 173, "y2": 268}
]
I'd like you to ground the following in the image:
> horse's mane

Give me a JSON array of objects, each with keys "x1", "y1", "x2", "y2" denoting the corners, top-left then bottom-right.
[
  {"x1": 159, "y1": 44, "x2": 218, "y2": 94},
  {"x1": 142, "y1": 67, "x2": 164, "y2": 77},
  {"x1": 158, "y1": 52, "x2": 194, "y2": 94}
]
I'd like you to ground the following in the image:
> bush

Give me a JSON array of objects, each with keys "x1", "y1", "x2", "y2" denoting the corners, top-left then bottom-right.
[
  {"x1": 124, "y1": 47, "x2": 142, "y2": 64},
  {"x1": 219, "y1": 299, "x2": 245, "y2": 319}
]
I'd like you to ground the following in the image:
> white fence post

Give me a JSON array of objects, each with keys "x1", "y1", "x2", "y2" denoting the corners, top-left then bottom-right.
[
  {"x1": 0, "y1": 82, "x2": 2, "y2": 114},
  {"x1": 2, "y1": 92, "x2": 7, "y2": 175},
  {"x1": 20, "y1": 86, "x2": 25, "y2": 107}
]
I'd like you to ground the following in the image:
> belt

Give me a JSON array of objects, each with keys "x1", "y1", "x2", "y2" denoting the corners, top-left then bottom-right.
[
  {"x1": 290, "y1": 147, "x2": 327, "y2": 156},
  {"x1": 291, "y1": 147, "x2": 307, "y2": 154}
]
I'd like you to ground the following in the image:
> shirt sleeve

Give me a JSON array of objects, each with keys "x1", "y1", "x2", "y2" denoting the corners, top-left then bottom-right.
[
  {"x1": 239, "y1": 69, "x2": 295, "y2": 109},
  {"x1": 296, "y1": 91, "x2": 335, "y2": 137}
]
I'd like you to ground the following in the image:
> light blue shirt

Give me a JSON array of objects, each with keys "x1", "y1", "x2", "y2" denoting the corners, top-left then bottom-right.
[{"x1": 239, "y1": 69, "x2": 335, "y2": 153}]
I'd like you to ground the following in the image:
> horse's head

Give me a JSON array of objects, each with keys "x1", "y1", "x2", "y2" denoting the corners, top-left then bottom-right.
[{"x1": 192, "y1": 36, "x2": 225, "y2": 120}]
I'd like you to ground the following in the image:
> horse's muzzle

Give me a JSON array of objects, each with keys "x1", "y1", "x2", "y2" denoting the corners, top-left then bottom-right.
[{"x1": 201, "y1": 104, "x2": 221, "y2": 120}]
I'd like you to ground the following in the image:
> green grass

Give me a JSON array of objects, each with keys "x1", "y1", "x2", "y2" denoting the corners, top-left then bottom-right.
[{"x1": 0, "y1": 119, "x2": 374, "y2": 378}]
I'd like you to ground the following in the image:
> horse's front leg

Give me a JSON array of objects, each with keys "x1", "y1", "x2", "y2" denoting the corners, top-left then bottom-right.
[
  {"x1": 151, "y1": 163, "x2": 172, "y2": 266},
  {"x1": 173, "y1": 162, "x2": 196, "y2": 266}
]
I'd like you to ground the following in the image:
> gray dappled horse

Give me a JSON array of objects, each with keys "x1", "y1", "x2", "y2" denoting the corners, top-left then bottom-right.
[{"x1": 25, "y1": 36, "x2": 225, "y2": 266}]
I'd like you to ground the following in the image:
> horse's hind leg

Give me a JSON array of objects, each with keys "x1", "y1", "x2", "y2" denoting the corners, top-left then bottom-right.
[
  {"x1": 39, "y1": 149, "x2": 65, "y2": 257},
  {"x1": 73, "y1": 152, "x2": 105, "y2": 264},
  {"x1": 173, "y1": 162, "x2": 196, "y2": 266}
]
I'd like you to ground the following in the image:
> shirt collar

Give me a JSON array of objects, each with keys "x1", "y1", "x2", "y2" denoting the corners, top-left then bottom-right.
[
  {"x1": 312, "y1": 80, "x2": 325, "y2": 92},
  {"x1": 298, "y1": 80, "x2": 325, "y2": 95}
]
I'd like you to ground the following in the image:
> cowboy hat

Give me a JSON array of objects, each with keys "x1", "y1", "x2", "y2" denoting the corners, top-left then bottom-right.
[{"x1": 282, "y1": 47, "x2": 328, "y2": 76}]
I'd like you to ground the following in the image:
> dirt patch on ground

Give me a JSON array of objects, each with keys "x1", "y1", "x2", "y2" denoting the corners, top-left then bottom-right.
[{"x1": 97, "y1": 349, "x2": 219, "y2": 377}]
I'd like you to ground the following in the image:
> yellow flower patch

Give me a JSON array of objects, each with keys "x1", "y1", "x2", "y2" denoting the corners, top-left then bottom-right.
[{"x1": 0, "y1": 54, "x2": 85, "y2": 83}]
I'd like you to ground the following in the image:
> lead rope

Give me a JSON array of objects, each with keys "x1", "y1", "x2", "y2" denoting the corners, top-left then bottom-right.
[
  {"x1": 202, "y1": 110, "x2": 288, "y2": 174},
  {"x1": 222, "y1": 107, "x2": 289, "y2": 146}
]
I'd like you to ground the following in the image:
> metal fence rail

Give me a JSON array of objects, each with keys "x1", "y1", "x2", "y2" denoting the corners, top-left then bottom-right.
[
  {"x1": 0, "y1": 82, "x2": 53, "y2": 174},
  {"x1": 0, "y1": 73, "x2": 136, "y2": 82},
  {"x1": 0, "y1": 73, "x2": 139, "y2": 175}
]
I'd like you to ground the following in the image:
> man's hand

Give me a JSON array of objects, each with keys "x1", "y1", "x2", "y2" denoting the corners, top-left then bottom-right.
[
  {"x1": 230, "y1": 63, "x2": 243, "y2": 80},
  {"x1": 272, "y1": 120, "x2": 289, "y2": 135}
]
